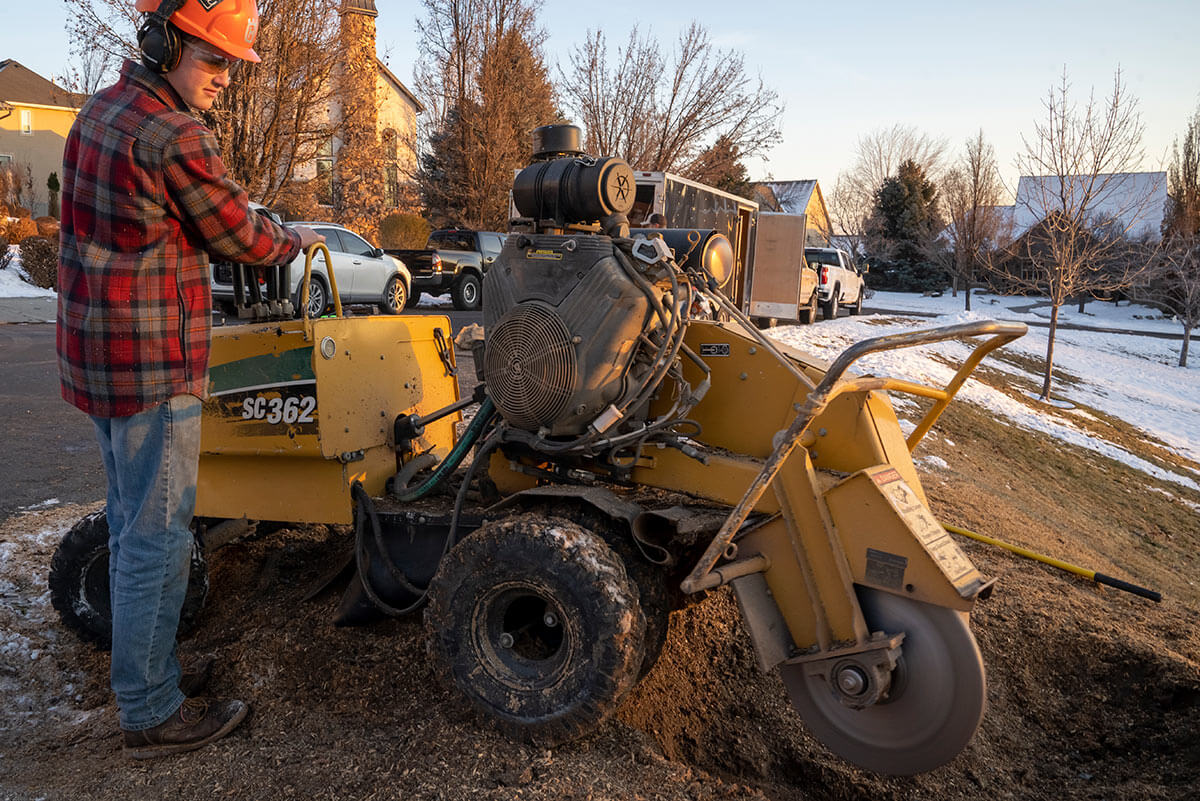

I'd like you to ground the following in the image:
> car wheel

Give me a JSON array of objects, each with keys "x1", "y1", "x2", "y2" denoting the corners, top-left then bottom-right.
[
  {"x1": 380, "y1": 275, "x2": 408, "y2": 315},
  {"x1": 452, "y1": 272, "x2": 482, "y2": 311},
  {"x1": 800, "y1": 292, "x2": 818, "y2": 324},
  {"x1": 297, "y1": 276, "x2": 327, "y2": 319},
  {"x1": 850, "y1": 289, "x2": 863, "y2": 316},
  {"x1": 822, "y1": 291, "x2": 839, "y2": 321}
]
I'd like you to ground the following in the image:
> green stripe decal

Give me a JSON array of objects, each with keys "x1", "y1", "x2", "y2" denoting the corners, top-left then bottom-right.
[{"x1": 209, "y1": 347, "x2": 315, "y2": 396}]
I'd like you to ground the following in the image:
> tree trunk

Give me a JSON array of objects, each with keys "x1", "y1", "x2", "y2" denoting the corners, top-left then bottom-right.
[
  {"x1": 1040, "y1": 303, "x2": 1060, "y2": 401},
  {"x1": 1078, "y1": 297, "x2": 1087, "y2": 313},
  {"x1": 1181, "y1": 324, "x2": 1192, "y2": 368},
  {"x1": 951, "y1": 275, "x2": 959, "y2": 297},
  {"x1": 964, "y1": 270, "x2": 973, "y2": 312}
]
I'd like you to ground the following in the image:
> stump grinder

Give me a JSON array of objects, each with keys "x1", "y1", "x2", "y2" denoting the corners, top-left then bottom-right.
[{"x1": 51, "y1": 125, "x2": 1030, "y2": 775}]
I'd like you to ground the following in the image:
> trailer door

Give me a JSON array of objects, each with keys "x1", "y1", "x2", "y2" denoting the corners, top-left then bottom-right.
[{"x1": 747, "y1": 213, "x2": 808, "y2": 321}]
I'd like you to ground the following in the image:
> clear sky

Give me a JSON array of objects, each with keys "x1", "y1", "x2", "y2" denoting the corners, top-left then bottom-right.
[{"x1": 6, "y1": 0, "x2": 1199, "y2": 197}]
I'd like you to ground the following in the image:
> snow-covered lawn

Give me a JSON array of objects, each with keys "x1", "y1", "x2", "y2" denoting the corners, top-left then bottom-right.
[{"x1": 767, "y1": 295, "x2": 1200, "y2": 492}]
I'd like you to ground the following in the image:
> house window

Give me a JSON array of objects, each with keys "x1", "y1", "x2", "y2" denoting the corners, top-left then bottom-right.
[
  {"x1": 386, "y1": 164, "x2": 399, "y2": 208},
  {"x1": 315, "y1": 139, "x2": 334, "y2": 207},
  {"x1": 20, "y1": 109, "x2": 32, "y2": 135}
]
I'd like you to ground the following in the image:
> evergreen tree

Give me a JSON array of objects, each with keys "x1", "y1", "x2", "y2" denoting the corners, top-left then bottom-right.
[
  {"x1": 415, "y1": 0, "x2": 559, "y2": 230},
  {"x1": 865, "y1": 159, "x2": 945, "y2": 291},
  {"x1": 1164, "y1": 105, "x2": 1200, "y2": 240}
]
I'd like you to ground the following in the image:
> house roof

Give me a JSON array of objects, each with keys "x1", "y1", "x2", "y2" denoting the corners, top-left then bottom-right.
[
  {"x1": 1012, "y1": 172, "x2": 1168, "y2": 240},
  {"x1": 0, "y1": 60, "x2": 83, "y2": 109},
  {"x1": 375, "y1": 57, "x2": 423, "y2": 114},
  {"x1": 763, "y1": 180, "x2": 818, "y2": 216}
]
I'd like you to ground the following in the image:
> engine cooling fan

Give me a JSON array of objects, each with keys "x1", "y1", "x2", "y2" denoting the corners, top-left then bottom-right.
[{"x1": 484, "y1": 303, "x2": 579, "y2": 431}]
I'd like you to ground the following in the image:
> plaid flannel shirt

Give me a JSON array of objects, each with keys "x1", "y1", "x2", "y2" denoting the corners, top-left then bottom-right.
[{"x1": 57, "y1": 60, "x2": 301, "y2": 418}]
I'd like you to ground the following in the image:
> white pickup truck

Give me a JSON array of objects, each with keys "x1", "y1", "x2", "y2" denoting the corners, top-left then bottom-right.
[{"x1": 804, "y1": 247, "x2": 867, "y2": 320}]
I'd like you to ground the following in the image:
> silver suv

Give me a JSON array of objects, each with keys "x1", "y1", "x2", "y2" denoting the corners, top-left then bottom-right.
[{"x1": 212, "y1": 212, "x2": 412, "y2": 318}]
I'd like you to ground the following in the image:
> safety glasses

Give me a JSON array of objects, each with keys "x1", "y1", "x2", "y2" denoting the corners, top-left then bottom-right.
[{"x1": 185, "y1": 41, "x2": 240, "y2": 75}]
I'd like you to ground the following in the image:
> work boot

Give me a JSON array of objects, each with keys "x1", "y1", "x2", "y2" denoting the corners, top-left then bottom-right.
[
  {"x1": 122, "y1": 698, "x2": 248, "y2": 760},
  {"x1": 178, "y1": 653, "x2": 217, "y2": 697}
]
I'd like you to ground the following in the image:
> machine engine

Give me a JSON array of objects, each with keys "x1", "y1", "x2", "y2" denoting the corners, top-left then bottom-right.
[{"x1": 483, "y1": 125, "x2": 712, "y2": 451}]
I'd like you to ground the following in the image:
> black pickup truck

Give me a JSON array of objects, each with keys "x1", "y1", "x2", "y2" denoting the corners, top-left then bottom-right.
[{"x1": 387, "y1": 229, "x2": 506, "y2": 310}]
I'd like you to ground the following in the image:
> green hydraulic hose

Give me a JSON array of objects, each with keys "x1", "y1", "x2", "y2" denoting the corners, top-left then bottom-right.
[
  {"x1": 944, "y1": 523, "x2": 1161, "y2": 602},
  {"x1": 391, "y1": 396, "x2": 496, "y2": 502}
]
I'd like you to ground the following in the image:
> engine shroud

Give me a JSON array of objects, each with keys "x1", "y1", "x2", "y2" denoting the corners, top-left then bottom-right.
[{"x1": 483, "y1": 234, "x2": 651, "y2": 437}]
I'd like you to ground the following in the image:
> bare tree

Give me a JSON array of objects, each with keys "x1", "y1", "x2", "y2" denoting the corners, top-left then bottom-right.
[
  {"x1": 63, "y1": 0, "x2": 344, "y2": 212},
  {"x1": 559, "y1": 22, "x2": 783, "y2": 178},
  {"x1": 938, "y1": 131, "x2": 1008, "y2": 310},
  {"x1": 1134, "y1": 240, "x2": 1200, "y2": 366},
  {"x1": 829, "y1": 124, "x2": 947, "y2": 241},
  {"x1": 55, "y1": 48, "x2": 117, "y2": 97},
  {"x1": 1135, "y1": 105, "x2": 1200, "y2": 366},
  {"x1": 1012, "y1": 67, "x2": 1157, "y2": 400}
]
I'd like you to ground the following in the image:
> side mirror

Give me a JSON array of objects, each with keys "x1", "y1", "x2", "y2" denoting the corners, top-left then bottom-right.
[
  {"x1": 372, "y1": 247, "x2": 384, "y2": 258},
  {"x1": 860, "y1": 261, "x2": 870, "y2": 274}
]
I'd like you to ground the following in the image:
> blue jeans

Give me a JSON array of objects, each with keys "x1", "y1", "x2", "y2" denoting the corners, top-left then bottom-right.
[{"x1": 91, "y1": 394, "x2": 201, "y2": 731}]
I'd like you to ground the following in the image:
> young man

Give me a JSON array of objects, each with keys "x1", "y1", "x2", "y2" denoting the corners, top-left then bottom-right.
[{"x1": 56, "y1": 0, "x2": 323, "y2": 759}]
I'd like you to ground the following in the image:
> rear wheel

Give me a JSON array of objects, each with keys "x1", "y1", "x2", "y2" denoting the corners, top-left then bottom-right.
[
  {"x1": 48, "y1": 510, "x2": 209, "y2": 650},
  {"x1": 380, "y1": 275, "x2": 408, "y2": 314},
  {"x1": 452, "y1": 272, "x2": 482, "y2": 310},
  {"x1": 425, "y1": 514, "x2": 646, "y2": 745},
  {"x1": 780, "y1": 587, "x2": 986, "y2": 775},
  {"x1": 822, "y1": 291, "x2": 839, "y2": 321}
]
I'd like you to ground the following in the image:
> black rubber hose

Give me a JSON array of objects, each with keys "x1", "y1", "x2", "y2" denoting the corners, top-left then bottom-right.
[
  {"x1": 352, "y1": 482, "x2": 428, "y2": 617},
  {"x1": 391, "y1": 397, "x2": 497, "y2": 501}
]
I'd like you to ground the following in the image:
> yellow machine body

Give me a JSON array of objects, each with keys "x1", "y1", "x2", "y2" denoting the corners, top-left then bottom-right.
[
  {"x1": 579, "y1": 320, "x2": 1006, "y2": 665},
  {"x1": 196, "y1": 314, "x2": 460, "y2": 525}
]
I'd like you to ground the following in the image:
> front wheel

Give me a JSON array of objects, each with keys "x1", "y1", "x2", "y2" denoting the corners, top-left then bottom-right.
[
  {"x1": 849, "y1": 288, "x2": 864, "y2": 315},
  {"x1": 48, "y1": 510, "x2": 209, "y2": 650},
  {"x1": 451, "y1": 272, "x2": 482, "y2": 310},
  {"x1": 380, "y1": 275, "x2": 409, "y2": 314},
  {"x1": 780, "y1": 587, "x2": 986, "y2": 775},
  {"x1": 425, "y1": 515, "x2": 646, "y2": 745}
]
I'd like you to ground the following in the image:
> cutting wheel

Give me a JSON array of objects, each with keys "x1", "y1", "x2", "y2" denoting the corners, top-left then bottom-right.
[{"x1": 780, "y1": 587, "x2": 986, "y2": 775}]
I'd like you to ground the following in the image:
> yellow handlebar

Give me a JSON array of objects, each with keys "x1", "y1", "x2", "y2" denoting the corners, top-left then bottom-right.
[{"x1": 299, "y1": 242, "x2": 342, "y2": 340}]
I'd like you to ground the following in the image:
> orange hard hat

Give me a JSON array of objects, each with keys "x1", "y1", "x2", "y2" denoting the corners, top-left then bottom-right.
[{"x1": 135, "y1": 0, "x2": 262, "y2": 63}]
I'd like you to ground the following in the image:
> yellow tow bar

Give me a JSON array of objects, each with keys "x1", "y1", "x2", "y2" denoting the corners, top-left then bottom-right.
[{"x1": 944, "y1": 523, "x2": 1161, "y2": 603}]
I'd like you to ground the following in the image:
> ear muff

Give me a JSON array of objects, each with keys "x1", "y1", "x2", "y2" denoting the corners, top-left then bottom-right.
[
  {"x1": 137, "y1": 19, "x2": 182, "y2": 73},
  {"x1": 137, "y1": 0, "x2": 187, "y2": 74}
]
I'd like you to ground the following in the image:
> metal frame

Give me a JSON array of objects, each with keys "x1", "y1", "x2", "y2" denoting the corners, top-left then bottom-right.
[{"x1": 680, "y1": 320, "x2": 1028, "y2": 594}]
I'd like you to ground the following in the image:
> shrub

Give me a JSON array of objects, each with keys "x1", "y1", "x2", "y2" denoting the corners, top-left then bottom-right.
[
  {"x1": 378, "y1": 212, "x2": 431, "y2": 250},
  {"x1": 19, "y1": 236, "x2": 58, "y2": 289},
  {"x1": 5, "y1": 217, "x2": 38, "y2": 243},
  {"x1": 13, "y1": 206, "x2": 31, "y2": 219},
  {"x1": 35, "y1": 216, "x2": 60, "y2": 238},
  {"x1": 0, "y1": 233, "x2": 10, "y2": 270}
]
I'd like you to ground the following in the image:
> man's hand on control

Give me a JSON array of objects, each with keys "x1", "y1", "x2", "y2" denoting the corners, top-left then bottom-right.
[{"x1": 293, "y1": 226, "x2": 326, "y2": 250}]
